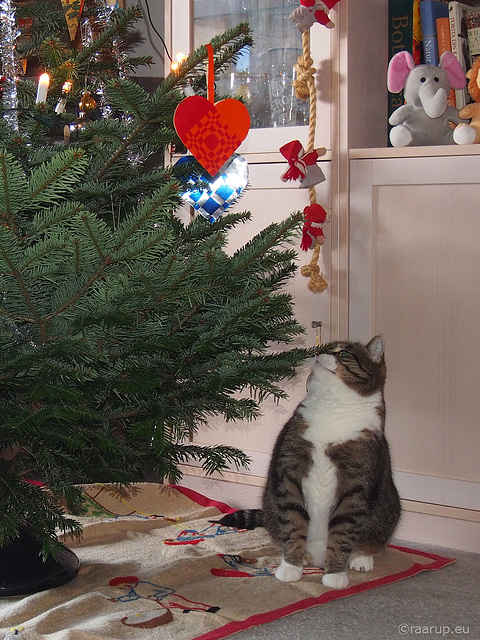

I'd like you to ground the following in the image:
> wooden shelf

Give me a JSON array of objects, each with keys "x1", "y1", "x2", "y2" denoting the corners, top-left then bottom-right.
[{"x1": 349, "y1": 145, "x2": 480, "y2": 160}]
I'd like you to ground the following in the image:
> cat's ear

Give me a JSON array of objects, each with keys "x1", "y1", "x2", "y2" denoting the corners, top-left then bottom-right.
[{"x1": 366, "y1": 335, "x2": 384, "y2": 362}]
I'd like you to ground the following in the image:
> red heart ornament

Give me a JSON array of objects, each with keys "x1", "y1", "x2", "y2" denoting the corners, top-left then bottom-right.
[{"x1": 174, "y1": 95, "x2": 250, "y2": 177}]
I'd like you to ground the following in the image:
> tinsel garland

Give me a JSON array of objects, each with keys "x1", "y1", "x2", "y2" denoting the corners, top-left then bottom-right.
[
  {"x1": 81, "y1": 0, "x2": 127, "y2": 119},
  {"x1": 0, "y1": 0, "x2": 20, "y2": 130}
]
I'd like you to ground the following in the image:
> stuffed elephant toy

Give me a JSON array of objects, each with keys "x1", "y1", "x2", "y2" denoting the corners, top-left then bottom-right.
[{"x1": 387, "y1": 51, "x2": 476, "y2": 146}]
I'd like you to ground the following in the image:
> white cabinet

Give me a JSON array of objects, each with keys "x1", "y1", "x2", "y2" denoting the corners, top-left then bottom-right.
[
  {"x1": 179, "y1": 160, "x2": 331, "y2": 509},
  {"x1": 349, "y1": 150, "x2": 480, "y2": 551},
  {"x1": 163, "y1": 0, "x2": 480, "y2": 551},
  {"x1": 162, "y1": 1, "x2": 333, "y2": 502},
  {"x1": 339, "y1": 0, "x2": 480, "y2": 551}
]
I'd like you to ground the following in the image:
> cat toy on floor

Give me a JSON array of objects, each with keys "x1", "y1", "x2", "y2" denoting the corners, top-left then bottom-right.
[{"x1": 4, "y1": 629, "x2": 24, "y2": 640}]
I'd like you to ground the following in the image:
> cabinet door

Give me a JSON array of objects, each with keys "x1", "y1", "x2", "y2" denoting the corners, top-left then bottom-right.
[
  {"x1": 176, "y1": 161, "x2": 331, "y2": 507},
  {"x1": 193, "y1": 161, "x2": 331, "y2": 456},
  {"x1": 349, "y1": 156, "x2": 480, "y2": 512},
  {"x1": 167, "y1": 1, "x2": 333, "y2": 502}
]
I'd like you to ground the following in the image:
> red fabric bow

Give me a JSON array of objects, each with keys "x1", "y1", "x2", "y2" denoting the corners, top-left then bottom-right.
[
  {"x1": 301, "y1": 0, "x2": 340, "y2": 27},
  {"x1": 280, "y1": 140, "x2": 321, "y2": 182}
]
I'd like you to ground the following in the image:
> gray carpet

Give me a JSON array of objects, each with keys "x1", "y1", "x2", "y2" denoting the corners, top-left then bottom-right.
[{"x1": 231, "y1": 541, "x2": 478, "y2": 640}]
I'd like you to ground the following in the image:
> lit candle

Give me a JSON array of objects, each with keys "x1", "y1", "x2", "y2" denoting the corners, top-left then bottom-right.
[
  {"x1": 171, "y1": 52, "x2": 187, "y2": 72},
  {"x1": 36, "y1": 73, "x2": 50, "y2": 104},
  {"x1": 55, "y1": 80, "x2": 73, "y2": 114}
]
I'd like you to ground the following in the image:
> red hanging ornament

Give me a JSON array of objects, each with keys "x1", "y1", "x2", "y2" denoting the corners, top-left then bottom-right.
[{"x1": 174, "y1": 44, "x2": 251, "y2": 177}]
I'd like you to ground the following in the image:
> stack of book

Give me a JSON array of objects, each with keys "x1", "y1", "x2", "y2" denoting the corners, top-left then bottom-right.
[{"x1": 389, "y1": 0, "x2": 480, "y2": 114}]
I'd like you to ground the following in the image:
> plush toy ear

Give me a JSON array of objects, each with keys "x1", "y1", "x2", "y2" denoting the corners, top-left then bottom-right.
[
  {"x1": 439, "y1": 51, "x2": 467, "y2": 89},
  {"x1": 387, "y1": 51, "x2": 415, "y2": 93}
]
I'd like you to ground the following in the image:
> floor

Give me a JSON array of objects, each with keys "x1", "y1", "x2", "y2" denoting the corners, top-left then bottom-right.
[{"x1": 229, "y1": 541, "x2": 479, "y2": 640}]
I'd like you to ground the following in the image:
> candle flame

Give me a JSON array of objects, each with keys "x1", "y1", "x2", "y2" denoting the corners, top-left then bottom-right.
[{"x1": 171, "y1": 52, "x2": 187, "y2": 72}]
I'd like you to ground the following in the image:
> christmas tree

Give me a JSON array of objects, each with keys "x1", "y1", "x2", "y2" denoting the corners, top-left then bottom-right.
[{"x1": 0, "y1": 1, "x2": 310, "y2": 557}]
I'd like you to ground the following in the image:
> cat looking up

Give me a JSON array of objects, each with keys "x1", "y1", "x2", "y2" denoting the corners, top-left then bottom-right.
[{"x1": 217, "y1": 336, "x2": 401, "y2": 589}]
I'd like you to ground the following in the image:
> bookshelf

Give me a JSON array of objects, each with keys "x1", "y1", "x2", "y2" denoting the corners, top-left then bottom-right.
[{"x1": 340, "y1": 0, "x2": 480, "y2": 153}]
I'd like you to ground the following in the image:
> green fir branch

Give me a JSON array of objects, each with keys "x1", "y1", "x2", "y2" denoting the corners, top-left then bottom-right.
[
  {"x1": 28, "y1": 150, "x2": 89, "y2": 209},
  {"x1": 0, "y1": 16, "x2": 311, "y2": 557},
  {"x1": 0, "y1": 151, "x2": 30, "y2": 231}
]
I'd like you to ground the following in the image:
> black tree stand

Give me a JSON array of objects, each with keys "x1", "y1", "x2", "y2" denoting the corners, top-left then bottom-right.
[{"x1": 0, "y1": 529, "x2": 79, "y2": 597}]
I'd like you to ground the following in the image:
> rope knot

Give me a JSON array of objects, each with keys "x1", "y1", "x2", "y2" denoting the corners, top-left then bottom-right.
[
  {"x1": 301, "y1": 245, "x2": 328, "y2": 293},
  {"x1": 294, "y1": 54, "x2": 316, "y2": 100},
  {"x1": 300, "y1": 263, "x2": 319, "y2": 277}
]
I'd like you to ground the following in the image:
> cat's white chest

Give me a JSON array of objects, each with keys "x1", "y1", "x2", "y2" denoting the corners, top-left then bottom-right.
[
  {"x1": 302, "y1": 434, "x2": 337, "y2": 512},
  {"x1": 298, "y1": 369, "x2": 383, "y2": 566},
  {"x1": 299, "y1": 368, "x2": 383, "y2": 444},
  {"x1": 301, "y1": 436, "x2": 337, "y2": 566}
]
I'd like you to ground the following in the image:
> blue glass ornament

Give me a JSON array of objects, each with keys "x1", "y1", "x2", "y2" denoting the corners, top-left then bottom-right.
[{"x1": 176, "y1": 154, "x2": 248, "y2": 223}]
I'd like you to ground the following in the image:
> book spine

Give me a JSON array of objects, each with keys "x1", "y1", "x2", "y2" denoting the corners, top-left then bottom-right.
[
  {"x1": 449, "y1": 3, "x2": 468, "y2": 71},
  {"x1": 466, "y1": 10, "x2": 480, "y2": 63},
  {"x1": 388, "y1": 0, "x2": 418, "y2": 132},
  {"x1": 437, "y1": 16, "x2": 457, "y2": 104},
  {"x1": 389, "y1": 0, "x2": 416, "y2": 60},
  {"x1": 420, "y1": 1, "x2": 450, "y2": 65},
  {"x1": 423, "y1": 35, "x2": 439, "y2": 65},
  {"x1": 448, "y1": 1, "x2": 472, "y2": 108},
  {"x1": 413, "y1": 0, "x2": 423, "y2": 64}
]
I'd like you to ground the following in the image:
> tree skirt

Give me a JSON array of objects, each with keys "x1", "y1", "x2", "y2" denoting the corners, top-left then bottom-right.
[{"x1": 0, "y1": 483, "x2": 455, "y2": 640}]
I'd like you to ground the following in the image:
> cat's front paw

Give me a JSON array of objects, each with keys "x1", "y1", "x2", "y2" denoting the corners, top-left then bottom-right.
[
  {"x1": 275, "y1": 559, "x2": 303, "y2": 583},
  {"x1": 322, "y1": 571, "x2": 349, "y2": 589},
  {"x1": 349, "y1": 554, "x2": 374, "y2": 572}
]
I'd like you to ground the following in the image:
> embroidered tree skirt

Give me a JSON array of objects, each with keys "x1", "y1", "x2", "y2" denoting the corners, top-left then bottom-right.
[{"x1": 0, "y1": 484, "x2": 454, "y2": 640}]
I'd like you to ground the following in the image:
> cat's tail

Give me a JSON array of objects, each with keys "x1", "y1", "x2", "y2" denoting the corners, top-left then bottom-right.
[{"x1": 213, "y1": 509, "x2": 264, "y2": 530}]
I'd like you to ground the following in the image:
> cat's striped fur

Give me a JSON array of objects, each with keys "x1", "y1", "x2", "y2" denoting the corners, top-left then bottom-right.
[{"x1": 218, "y1": 336, "x2": 401, "y2": 588}]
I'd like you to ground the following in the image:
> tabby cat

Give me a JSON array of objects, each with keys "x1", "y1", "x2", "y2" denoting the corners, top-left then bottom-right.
[{"x1": 218, "y1": 336, "x2": 401, "y2": 588}]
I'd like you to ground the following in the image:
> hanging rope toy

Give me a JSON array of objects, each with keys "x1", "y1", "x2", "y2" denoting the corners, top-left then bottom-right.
[{"x1": 286, "y1": 27, "x2": 329, "y2": 293}]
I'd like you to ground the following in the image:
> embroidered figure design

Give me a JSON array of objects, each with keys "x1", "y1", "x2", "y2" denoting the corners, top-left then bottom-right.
[
  {"x1": 108, "y1": 576, "x2": 220, "y2": 628},
  {"x1": 164, "y1": 522, "x2": 245, "y2": 545}
]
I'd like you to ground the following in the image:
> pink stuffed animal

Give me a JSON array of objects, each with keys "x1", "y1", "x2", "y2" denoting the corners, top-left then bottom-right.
[{"x1": 388, "y1": 51, "x2": 476, "y2": 146}]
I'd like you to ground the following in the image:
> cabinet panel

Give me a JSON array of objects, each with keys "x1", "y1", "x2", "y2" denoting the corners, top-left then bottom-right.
[
  {"x1": 342, "y1": 0, "x2": 389, "y2": 150},
  {"x1": 195, "y1": 0, "x2": 309, "y2": 130},
  {"x1": 194, "y1": 161, "x2": 331, "y2": 455},
  {"x1": 166, "y1": 0, "x2": 332, "y2": 153},
  {"x1": 350, "y1": 157, "x2": 480, "y2": 484}
]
